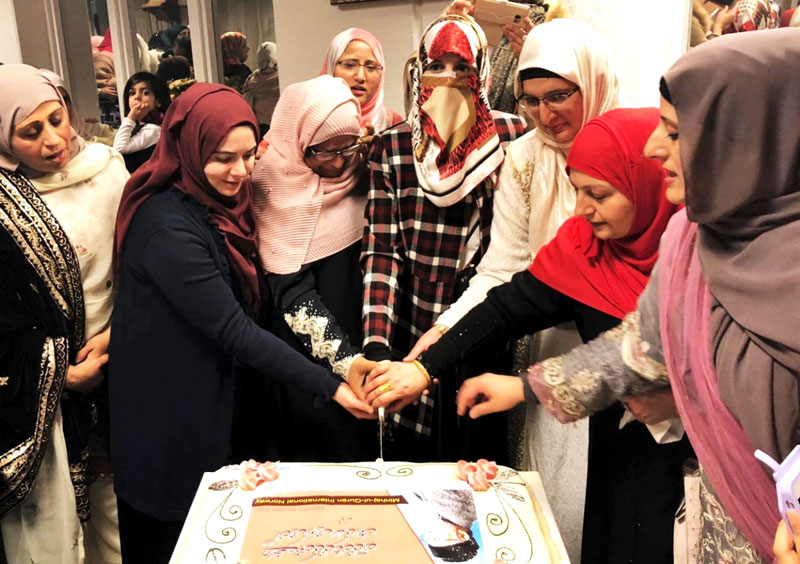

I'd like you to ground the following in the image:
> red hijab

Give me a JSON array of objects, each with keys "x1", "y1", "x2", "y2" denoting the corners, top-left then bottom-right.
[
  {"x1": 530, "y1": 107, "x2": 677, "y2": 319},
  {"x1": 114, "y1": 83, "x2": 261, "y2": 314}
]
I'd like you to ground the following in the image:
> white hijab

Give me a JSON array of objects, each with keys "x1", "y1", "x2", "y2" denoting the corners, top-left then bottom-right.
[{"x1": 512, "y1": 18, "x2": 619, "y2": 257}]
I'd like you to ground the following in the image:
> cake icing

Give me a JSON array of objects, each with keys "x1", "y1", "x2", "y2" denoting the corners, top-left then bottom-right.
[{"x1": 171, "y1": 461, "x2": 565, "y2": 563}]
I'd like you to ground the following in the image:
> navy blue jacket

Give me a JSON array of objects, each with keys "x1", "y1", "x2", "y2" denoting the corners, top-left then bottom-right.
[{"x1": 109, "y1": 187, "x2": 340, "y2": 520}]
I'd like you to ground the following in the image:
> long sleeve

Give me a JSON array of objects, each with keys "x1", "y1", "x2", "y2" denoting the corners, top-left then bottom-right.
[
  {"x1": 418, "y1": 270, "x2": 574, "y2": 378},
  {"x1": 267, "y1": 266, "x2": 360, "y2": 379},
  {"x1": 141, "y1": 225, "x2": 341, "y2": 402},
  {"x1": 436, "y1": 151, "x2": 534, "y2": 328},
  {"x1": 361, "y1": 135, "x2": 403, "y2": 360},
  {"x1": 112, "y1": 118, "x2": 161, "y2": 155},
  {"x1": 525, "y1": 270, "x2": 671, "y2": 421}
]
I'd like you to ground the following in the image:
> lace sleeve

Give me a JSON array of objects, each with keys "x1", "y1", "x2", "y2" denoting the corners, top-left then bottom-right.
[
  {"x1": 268, "y1": 267, "x2": 360, "y2": 380},
  {"x1": 525, "y1": 270, "x2": 670, "y2": 422}
]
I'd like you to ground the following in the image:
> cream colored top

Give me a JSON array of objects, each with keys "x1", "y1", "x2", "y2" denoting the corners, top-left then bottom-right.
[
  {"x1": 32, "y1": 143, "x2": 128, "y2": 339},
  {"x1": 437, "y1": 129, "x2": 575, "y2": 327}
]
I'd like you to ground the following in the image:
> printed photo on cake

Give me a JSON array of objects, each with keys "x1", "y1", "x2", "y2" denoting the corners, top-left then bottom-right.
[
  {"x1": 237, "y1": 488, "x2": 483, "y2": 563},
  {"x1": 403, "y1": 490, "x2": 484, "y2": 563}
]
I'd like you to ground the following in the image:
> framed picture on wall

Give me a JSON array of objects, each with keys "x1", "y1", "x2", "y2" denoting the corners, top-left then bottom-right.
[{"x1": 330, "y1": 0, "x2": 385, "y2": 4}]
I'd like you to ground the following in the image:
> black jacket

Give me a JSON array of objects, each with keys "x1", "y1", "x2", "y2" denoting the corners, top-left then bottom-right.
[{"x1": 109, "y1": 187, "x2": 340, "y2": 520}]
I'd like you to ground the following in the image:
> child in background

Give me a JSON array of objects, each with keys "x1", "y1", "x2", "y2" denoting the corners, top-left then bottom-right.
[{"x1": 113, "y1": 72, "x2": 171, "y2": 172}]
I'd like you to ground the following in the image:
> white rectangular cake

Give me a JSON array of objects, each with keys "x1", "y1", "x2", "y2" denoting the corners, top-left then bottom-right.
[{"x1": 170, "y1": 461, "x2": 567, "y2": 563}]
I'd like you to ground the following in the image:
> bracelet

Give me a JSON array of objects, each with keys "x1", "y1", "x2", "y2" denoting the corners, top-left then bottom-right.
[
  {"x1": 412, "y1": 360, "x2": 433, "y2": 384},
  {"x1": 435, "y1": 324, "x2": 450, "y2": 335}
]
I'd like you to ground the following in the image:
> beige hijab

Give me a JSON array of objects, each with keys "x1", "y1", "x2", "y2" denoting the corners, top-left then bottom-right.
[
  {"x1": 512, "y1": 19, "x2": 619, "y2": 258},
  {"x1": 0, "y1": 64, "x2": 84, "y2": 175}
]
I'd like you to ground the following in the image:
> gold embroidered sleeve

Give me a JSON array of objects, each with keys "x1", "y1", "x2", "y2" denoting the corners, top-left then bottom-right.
[{"x1": 524, "y1": 311, "x2": 670, "y2": 421}]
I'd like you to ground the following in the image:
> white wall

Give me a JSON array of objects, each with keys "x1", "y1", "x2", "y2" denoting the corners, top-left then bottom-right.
[
  {"x1": 273, "y1": 0, "x2": 449, "y2": 116},
  {"x1": 3, "y1": 0, "x2": 100, "y2": 119},
  {"x1": 564, "y1": 0, "x2": 691, "y2": 107},
  {"x1": 0, "y1": 0, "x2": 23, "y2": 64}
]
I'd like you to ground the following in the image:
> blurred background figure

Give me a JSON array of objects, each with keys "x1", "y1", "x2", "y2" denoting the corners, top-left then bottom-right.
[
  {"x1": 220, "y1": 31, "x2": 252, "y2": 92},
  {"x1": 243, "y1": 41, "x2": 279, "y2": 138}
]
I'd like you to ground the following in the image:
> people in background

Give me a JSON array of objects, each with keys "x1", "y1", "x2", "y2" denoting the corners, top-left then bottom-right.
[
  {"x1": 220, "y1": 31, "x2": 252, "y2": 92},
  {"x1": 113, "y1": 72, "x2": 171, "y2": 173},
  {"x1": 243, "y1": 41, "x2": 279, "y2": 137},
  {"x1": 156, "y1": 55, "x2": 193, "y2": 88},
  {"x1": 321, "y1": 28, "x2": 402, "y2": 133}
]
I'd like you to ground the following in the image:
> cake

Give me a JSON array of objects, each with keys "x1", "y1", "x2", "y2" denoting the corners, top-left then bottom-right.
[{"x1": 170, "y1": 461, "x2": 567, "y2": 563}]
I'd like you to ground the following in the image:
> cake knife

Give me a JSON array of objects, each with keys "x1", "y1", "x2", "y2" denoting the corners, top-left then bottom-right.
[{"x1": 378, "y1": 406, "x2": 385, "y2": 462}]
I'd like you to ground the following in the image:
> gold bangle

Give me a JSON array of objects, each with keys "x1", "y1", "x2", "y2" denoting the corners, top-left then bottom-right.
[
  {"x1": 435, "y1": 324, "x2": 450, "y2": 335},
  {"x1": 412, "y1": 360, "x2": 433, "y2": 384}
]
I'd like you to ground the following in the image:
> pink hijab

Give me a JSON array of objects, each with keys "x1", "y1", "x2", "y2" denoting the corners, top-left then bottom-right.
[
  {"x1": 251, "y1": 75, "x2": 364, "y2": 275},
  {"x1": 321, "y1": 28, "x2": 401, "y2": 132}
]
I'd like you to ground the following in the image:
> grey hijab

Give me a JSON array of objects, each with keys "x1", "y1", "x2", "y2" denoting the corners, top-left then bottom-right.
[{"x1": 664, "y1": 28, "x2": 800, "y2": 458}]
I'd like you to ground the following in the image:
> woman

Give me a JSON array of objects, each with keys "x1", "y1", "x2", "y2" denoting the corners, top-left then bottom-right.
[
  {"x1": 0, "y1": 64, "x2": 128, "y2": 563},
  {"x1": 404, "y1": 19, "x2": 618, "y2": 560},
  {"x1": 113, "y1": 72, "x2": 171, "y2": 173},
  {"x1": 361, "y1": 14, "x2": 525, "y2": 461},
  {"x1": 459, "y1": 29, "x2": 800, "y2": 562},
  {"x1": 109, "y1": 83, "x2": 374, "y2": 562},
  {"x1": 220, "y1": 31, "x2": 251, "y2": 91},
  {"x1": 247, "y1": 75, "x2": 378, "y2": 462},
  {"x1": 321, "y1": 28, "x2": 402, "y2": 133},
  {"x1": 243, "y1": 41, "x2": 280, "y2": 136},
  {"x1": 368, "y1": 108, "x2": 690, "y2": 564}
]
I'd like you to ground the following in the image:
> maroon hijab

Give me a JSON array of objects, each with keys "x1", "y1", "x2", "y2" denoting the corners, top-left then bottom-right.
[{"x1": 114, "y1": 83, "x2": 261, "y2": 313}]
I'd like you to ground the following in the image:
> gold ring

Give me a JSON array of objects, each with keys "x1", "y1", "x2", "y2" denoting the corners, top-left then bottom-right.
[{"x1": 378, "y1": 383, "x2": 392, "y2": 393}]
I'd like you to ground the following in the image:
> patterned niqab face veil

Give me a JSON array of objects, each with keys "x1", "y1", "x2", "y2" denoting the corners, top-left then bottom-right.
[{"x1": 408, "y1": 15, "x2": 502, "y2": 207}]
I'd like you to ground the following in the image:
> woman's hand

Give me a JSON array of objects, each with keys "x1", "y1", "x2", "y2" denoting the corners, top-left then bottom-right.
[
  {"x1": 364, "y1": 361, "x2": 430, "y2": 410},
  {"x1": 711, "y1": 6, "x2": 735, "y2": 36},
  {"x1": 622, "y1": 388, "x2": 678, "y2": 425},
  {"x1": 445, "y1": 0, "x2": 475, "y2": 16},
  {"x1": 404, "y1": 325, "x2": 446, "y2": 361},
  {"x1": 332, "y1": 383, "x2": 376, "y2": 419},
  {"x1": 346, "y1": 357, "x2": 390, "y2": 401},
  {"x1": 76, "y1": 327, "x2": 111, "y2": 363},
  {"x1": 502, "y1": 17, "x2": 534, "y2": 59},
  {"x1": 775, "y1": 510, "x2": 800, "y2": 564},
  {"x1": 66, "y1": 354, "x2": 108, "y2": 392},
  {"x1": 456, "y1": 373, "x2": 524, "y2": 419}
]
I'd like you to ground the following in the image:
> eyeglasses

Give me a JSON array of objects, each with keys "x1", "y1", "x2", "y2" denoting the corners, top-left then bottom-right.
[
  {"x1": 306, "y1": 141, "x2": 362, "y2": 162},
  {"x1": 336, "y1": 59, "x2": 383, "y2": 77},
  {"x1": 517, "y1": 87, "x2": 579, "y2": 114}
]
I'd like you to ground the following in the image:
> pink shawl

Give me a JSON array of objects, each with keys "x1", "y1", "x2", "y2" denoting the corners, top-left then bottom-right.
[
  {"x1": 658, "y1": 211, "x2": 778, "y2": 560},
  {"x1": 251, "y1": 75, "x2": 364, "y2": 275},
  {"x1": 321, "y1": 28, "x2": 401, "y2": 132}
]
